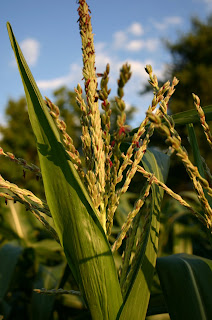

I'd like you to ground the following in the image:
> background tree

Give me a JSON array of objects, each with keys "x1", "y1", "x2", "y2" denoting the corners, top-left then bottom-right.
[
  {"x1": 167, "y1": 16, "x2": 212, "y2": 113},
  {"x1": 167, "y1": 16, "x2": 212, "y2": 189}
]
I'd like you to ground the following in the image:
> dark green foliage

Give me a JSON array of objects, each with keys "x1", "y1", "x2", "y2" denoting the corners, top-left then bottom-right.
[
  {"x1": 167, "y1": 16, "x2": 212, "y2": 111},
  {"x1": 157, "y1": 253, "x2": 212, "y2": 320},
  {"x1": 0, "y1": 202, "x2": 82, "y2": 320},
  {"x1": 166, "y1": 16, "x2": 212, "y2": 184}
]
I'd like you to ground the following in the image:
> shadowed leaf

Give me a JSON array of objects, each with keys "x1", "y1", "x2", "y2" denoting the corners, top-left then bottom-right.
[{"x1": 157, "y1": 253, "x2": 212, "y2": 320}]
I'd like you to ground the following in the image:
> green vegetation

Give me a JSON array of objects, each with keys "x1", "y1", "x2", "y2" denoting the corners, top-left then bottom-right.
[
  {"x1": 0, "y1": 1, "x2": 212, "y2": 319},
  {"x1": 167, "y1": 16, "x2": 212, "y2": 113}
]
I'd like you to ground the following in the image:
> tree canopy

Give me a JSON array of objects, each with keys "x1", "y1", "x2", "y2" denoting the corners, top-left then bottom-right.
[
  {"x1": 167, "y1": 16, "x2": 212, "y2": 114},
  {"x1": 167, "y1": 16, "x2": 212, "y2": 179}
]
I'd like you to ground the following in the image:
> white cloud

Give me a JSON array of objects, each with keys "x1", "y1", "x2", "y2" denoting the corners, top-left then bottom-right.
[
  {"x1": 37, "y1": 76, "x2": 68, "y2": 90},
  {"x1": 112, "y1": 22, "x2": 159, "y2": 52},
  {"x1": 127, "y1": 60, "x2": 148, "y2": 78},
  {"x1": 127, "y1": 22, "x2": 144, "y2": 36},
  {"x1": 152, "y1": 16, "x2": 183, "y2": 30},
  {"x1": 20, "y1": 38, "x2": 40, "y2": 66},
  {"x1": 95, "y1": 42, "x2": 112, "y2": 70},
  {"x1": 95, "y1": 42, "x2": 107, "y2": 52},
  {"x1": 37, "y1": 63, "x2": 82, "y2": 90},
  {"x1": 127, "y1": 40, "x2": 143, "y2": 52},
  {"x1": 144, "y1": 39, "x2": 159, "y2": 51},
  {"x1": 91, "y1": 39, "x2": 164, "y2": 116},
  {"x1": 113, "y1": 31, "x2": 128, "y2": 49},
  {"x1": 96, "y1": 53, "x2": 112, "y2": 70},
  {"x1": 126, "y1": 59, "x2": 165, "y2": 80},
  {"x1": 36, "y1": 44, "x2": 112, "y2": 92},
  {"x1": 126, "y1": 39, "x2": 159, "y2": 52}
]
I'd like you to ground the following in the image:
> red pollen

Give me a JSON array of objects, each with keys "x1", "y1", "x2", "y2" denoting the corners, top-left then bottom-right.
[
  {"x1": 134, "y1": 141, "x2": 140, "y2": 148},
  {"x1": 118, "y1": 127, "x2": 126, "y2": 136},
  {"x1": 111, "y1": 140, "x2": 115, "y2": 147}
]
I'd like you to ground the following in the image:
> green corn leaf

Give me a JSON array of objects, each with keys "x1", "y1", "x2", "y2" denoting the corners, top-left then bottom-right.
[
  {"x1": 130, "y1": 105, "x2": 212, "y2": 137},
  {"x1": 147, "y1": 293, "x2": 167, "y2": 316},
  {"x1": 0, "y1": 243, "x2": 23, "y2": 299},
  {"x1": 187, "y1": 123, "x2": 212, "y2": 209},
  {"x1": 187, "y1": 123, "x2": 206, "y2": 179},
  {"x1": 119, "y1": 148, "x2": 170, "y2": 320},
  {"x1": 31, "y1": 263, "x2": 66, "y2": 320},
  {"x1": 157, "y1": 253, "x2": 212, "y2": 320},
  {"x1": 7, "y1": 22, "x2": 123, "y2": 320},
  {"x1": 147, "y1": 267, "x2": 168, "y2": 316},
  {"x1": 172, "y1": 105, "x2": 212, "y2": 127}
]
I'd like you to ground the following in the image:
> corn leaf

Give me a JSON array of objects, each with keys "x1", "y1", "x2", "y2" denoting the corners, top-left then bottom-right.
[
  {"x1": 0, "y1": 243, "x2": 23, "y2": 299},
  {"x1": 31, "y1": 263, "x2": 66, "y2": 320},
  {"x1": 119, "y1": 148, "x2": 170, "y2": 320},
  {"x1": 157, "y1": 253, "x2": 212, "y2": 320},
  {"x1": 147, "y1": 293, "x2": 167, "y2": 316},
  {"x1": 187, "y1": 123, "x2": 212, "y2": 209},
  {"x1": 187, "y1": 123, "x2": 206, "y2": 179},
  {"x1": 147, "y1": 270, "x2": 167, "y2": 316},
  {"x1": 172, "y1": 105, "x2": 212, "y2": 127},
  {"x1": 7, "y1": 22, "x2": 123, "y2": 320},
  {"x1": 130, "y1": 105, "x2": 212, "y2": 137}
]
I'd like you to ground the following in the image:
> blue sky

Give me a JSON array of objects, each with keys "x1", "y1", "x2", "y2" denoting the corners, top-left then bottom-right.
[{"x1": 0, "y1": 0, "x2": 211, "y2": 126}]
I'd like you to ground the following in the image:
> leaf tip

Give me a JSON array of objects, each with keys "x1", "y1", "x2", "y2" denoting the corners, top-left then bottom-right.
[
  {"x1": 6, "y1": 22, "x2": 14, "y2": 41},
  {"x1": 6, "y1": 21, "x2": 12, "y2": 31}
]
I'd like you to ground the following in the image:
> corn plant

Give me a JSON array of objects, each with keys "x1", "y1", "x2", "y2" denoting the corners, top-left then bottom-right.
[{"x1": 1, "y1": 0, "x2": 212, "y2": 319}]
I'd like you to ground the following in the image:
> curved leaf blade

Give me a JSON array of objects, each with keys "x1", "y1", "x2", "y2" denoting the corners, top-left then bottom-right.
[
  {"x1": 119, "y1": 149, "x2": 170, "y2": 319},
  {"x1": 157, "y1": 253, "x2": 212, "y2": 320},
  {"x1": 187, "y1": 123, "x2": 212, "y2": 209},
  {"x1": 130, "y1": 105, "x2": 212, "y2": 137},
  {"x1": 7, "y1": 22, "x2": 123, "y2": 320},
  {"x1": 187, "y1": 123, "x2": 206, "y2": 179},
  {"x1": 172, "y1": 105, "x2": 212, "y2": 127}
]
